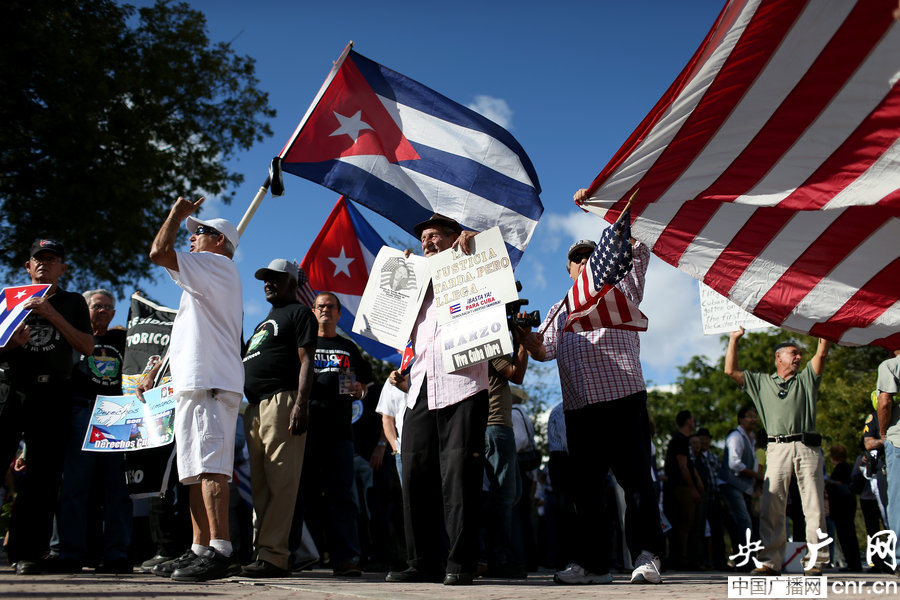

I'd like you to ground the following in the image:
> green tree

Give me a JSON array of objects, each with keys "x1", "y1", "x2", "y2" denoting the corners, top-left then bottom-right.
[
  {"x1": 647, "y1": 329, "x2": 890, "y2": 463},
  {"x1": 0, "y1": 0, "x2": 275, "y2": 293}
]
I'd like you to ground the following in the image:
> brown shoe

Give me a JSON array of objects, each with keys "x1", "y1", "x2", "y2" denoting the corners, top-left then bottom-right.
[
  {"x1": 804, "y1": 567, "x2": 822, "y2": 576},
  {"x1": 751, "y1": 565, "x2": 781, "y2": 576}
]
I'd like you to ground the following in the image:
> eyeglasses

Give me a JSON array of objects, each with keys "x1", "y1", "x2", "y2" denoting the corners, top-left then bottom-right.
[
  {"x1": 569, "y1": 251, "x2": 592, "y2": 263},
  {"x1": 777, "y1": 383, "x2": 789, "y2": 399},
  {"x1": 31, "y1": 255, "x2": 62, "y2": 265},
  {"x1": 194, "y1": 225, "x2": 222, "y2": 237},
  {"x1": 315, "y1": 303, "x2": 338, "y2": 312},
  {"x1": 90, "y1": 303, "x2": 115, "y2": 311}
]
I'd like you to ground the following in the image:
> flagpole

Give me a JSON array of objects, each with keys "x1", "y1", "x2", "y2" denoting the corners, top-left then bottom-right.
[
  {"x1": 236, "y1": 41, "x2": 355, "y2": 236},
  {"x1": 537, "y1": 189, "x2": 638, "y2": 335}
]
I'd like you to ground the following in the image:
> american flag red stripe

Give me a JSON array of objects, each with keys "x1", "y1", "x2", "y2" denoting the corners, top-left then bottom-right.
[
  {"x1": 580, "y1": 0, "x2": 900, "y2": 347},
  {"x1": 567, "y1": 287, "x2": 648, "y2": 333}
]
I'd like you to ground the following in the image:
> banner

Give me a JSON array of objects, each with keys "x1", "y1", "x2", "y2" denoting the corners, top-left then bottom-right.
[
  {"x1": 82, "y1": 384, "x2": 176, "y2": 452},
  {"x1": 122, "y1": 293, "x2": 176, "y2": 394}
]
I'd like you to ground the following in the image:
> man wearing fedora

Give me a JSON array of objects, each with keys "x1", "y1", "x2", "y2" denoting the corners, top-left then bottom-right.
[
  {"x1": 385, "y1": 214, "x2": 485, "y2": 586},
  {"x1": 725, "y1": 328, "x2": 830, "y2": 576},
  {"x1": 240, "y1": 259, "x2": 317, "y2": 578},
  {"x1": 138, "y1": 196, "x2": 244, "y2": 582}
]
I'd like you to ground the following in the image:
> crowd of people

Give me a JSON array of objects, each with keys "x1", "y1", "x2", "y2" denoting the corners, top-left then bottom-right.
[{"x1": 1, "y1": 191, "x2": 899, "y2": 586}]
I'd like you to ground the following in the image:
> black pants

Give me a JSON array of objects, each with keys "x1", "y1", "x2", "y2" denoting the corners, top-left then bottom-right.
[
  {"x1": 564, "y1": 391, "x2": 664, "y2": 574},
  {"x1": 401, "y1": 386, "x2": 488, "y2": 575},
  {"x1": 7, "y1": 382, "x2": 69, "y2": 562}
]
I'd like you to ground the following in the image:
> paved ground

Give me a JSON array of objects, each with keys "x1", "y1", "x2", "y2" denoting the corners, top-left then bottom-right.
[{"x1": 1, "y1": 566, "x2": 898, "y2": 600}]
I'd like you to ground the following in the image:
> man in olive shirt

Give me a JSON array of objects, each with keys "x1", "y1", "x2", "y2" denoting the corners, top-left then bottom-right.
[
  {"x1": 875, "y1": 350, "x2": 900, "y2": 573},
  {"x1": 725, "y1": 327, "x2": 830, "y2": 576}
]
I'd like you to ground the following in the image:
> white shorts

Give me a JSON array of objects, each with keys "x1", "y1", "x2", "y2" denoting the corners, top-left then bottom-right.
[{"x1": 174, "y1": 388, "x2": 242, "y2": 484}]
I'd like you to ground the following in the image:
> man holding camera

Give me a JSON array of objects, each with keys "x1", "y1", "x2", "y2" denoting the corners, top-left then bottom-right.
[
  {"x1": 725, "y1": 328, "x2": 830, "y2": 576},
  {"x1": 521, "y1": 212, "x2": 664, "y2": 585}
]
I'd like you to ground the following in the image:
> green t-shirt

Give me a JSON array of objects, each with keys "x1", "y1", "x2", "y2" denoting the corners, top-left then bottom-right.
[
  {"x1": 742, "y1": 362, "x2": 821, "y2": 436},
  {"x1": 876, "y1": 355, "x2": 900, "y2": 446}
]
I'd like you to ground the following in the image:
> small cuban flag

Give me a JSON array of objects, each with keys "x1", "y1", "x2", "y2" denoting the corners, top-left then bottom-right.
[
  {"x1": 449, "y1": 303, "x2": 462, "y2": 316},
  {"x1": 0, "y1": 284, "x2": 51, "y2": 348}
]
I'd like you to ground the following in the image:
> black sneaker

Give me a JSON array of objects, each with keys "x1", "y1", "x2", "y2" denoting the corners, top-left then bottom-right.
[
  {"x1": 171, "y1": 549, "x2": 240, "y2": 582},
  {"x1": 385, "y1": 566, "x2": 445, "y2": 583},
  {"x1": 140, "y1": 554, "x2": 174, "y2": 572},
  {"x1": 152, "y1": 550, "x2": 198, "y2": 578},
  {"x1": 241, "y1": 559, "x2": 289, "y2": 578}
]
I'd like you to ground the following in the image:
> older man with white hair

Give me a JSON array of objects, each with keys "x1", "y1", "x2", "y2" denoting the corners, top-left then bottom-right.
[{"x1": 138, "y1": 196, "x2": 244, "y2": 582}]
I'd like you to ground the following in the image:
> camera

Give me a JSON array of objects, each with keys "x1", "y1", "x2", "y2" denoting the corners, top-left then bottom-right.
[{"x1": 507, "y1": 281, "x2": 541, "y2": 328}]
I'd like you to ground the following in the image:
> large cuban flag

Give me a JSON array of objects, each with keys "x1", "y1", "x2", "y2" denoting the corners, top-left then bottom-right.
[
  {"x1": 278, "y1": 44, "x2": 543, "y2": 267},
  {"x1": 301, "y1": 196, "x2": 400, "y2": 365},
  {"x1": 0, "y1": 284, "x2": 51, "y2": 347}
]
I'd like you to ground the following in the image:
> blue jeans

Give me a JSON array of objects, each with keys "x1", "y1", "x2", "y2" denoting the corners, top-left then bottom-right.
[
  {"x1": 719, "y1": 483, "x2": 753, "y2": 554},
  {"x1": 58, "y1": 402, "x2": 132, "y2": 562},
  {"x1": 484, "y1": 424, "x2": 522, "y2": 568},
  {"x1": 885, "y1": 441, "x2": 900, "y2": 562}
]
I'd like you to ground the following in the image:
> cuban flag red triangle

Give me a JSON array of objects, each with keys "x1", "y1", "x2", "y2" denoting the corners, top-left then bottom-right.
[
  {"x1": 283, "y1": 57, "x2": 419, "y2": 164},
  {"x1": 4, "y1": 285, "x2": 50, "y2": 312},
  {"x1": 303, "y1": 197, "x2": 369, "y2": 296}
]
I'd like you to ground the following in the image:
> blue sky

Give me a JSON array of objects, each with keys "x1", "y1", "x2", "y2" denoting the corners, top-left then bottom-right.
[{"x1": 113, "y1": 0, "x2": 732, "y2": 389}]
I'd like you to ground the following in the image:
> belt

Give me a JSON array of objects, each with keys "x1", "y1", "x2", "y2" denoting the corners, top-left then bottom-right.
[{"x1": 768, "y1": 434, "x2": 803, "y2": 443}]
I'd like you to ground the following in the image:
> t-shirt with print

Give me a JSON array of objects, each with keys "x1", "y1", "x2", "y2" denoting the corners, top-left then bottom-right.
[
  {"x1": 311, "y1": 334, "x2": 372, "y2": 440},
  {"x1": 9, "y1": 287, "x2": 91, "y2": 385},
  {"x1": 72, "y1": 328, "x2": 126, "y2": 401},
  {"x1": 243, "y1": 302, "x2": 316, "y2": 404}
]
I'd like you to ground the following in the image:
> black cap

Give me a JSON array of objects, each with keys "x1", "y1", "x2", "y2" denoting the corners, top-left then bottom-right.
[
  {"x1": 774, "y1": 340, "x2": 800, "y2": 352},
  {"x1": 413, "y1": 213, "x2": 463, "y2": 239},
  {"x1": 697, "y1": 428, "x2": 711, "y2": 438},
  {"x1": 30, "y1": 238, "x2": 65, "y2": 259}
]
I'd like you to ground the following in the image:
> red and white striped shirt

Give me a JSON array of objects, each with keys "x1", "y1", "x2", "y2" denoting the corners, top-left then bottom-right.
[{"x1": 539, "y1": 242, "x2": 649, "y2": 410}]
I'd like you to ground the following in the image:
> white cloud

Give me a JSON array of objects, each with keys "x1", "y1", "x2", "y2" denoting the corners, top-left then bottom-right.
[
  {"x1": 542, "y1": 210, "x2": 611, "y2": 253},
  {"x1": 466, "y1": 95, "x2": 513, "y2": 129},
  {"x1": 640, "y1": 257, "x2": 724, "y2": 385}
]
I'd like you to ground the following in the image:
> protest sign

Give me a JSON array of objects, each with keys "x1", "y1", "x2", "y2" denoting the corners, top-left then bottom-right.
[
  {"x1": 699, "y1": 282, "x2": 772, "y2": 335},
  {"x1": 441, "y1": 304, "x2": 513, "y2": 372},
  {"x1": 122, "y1": 293, "x2": 176, "y2": 394},
  {"x1": 353, "y1": 247, "x2": 430, "y2": 350},
  {"x1": 429, "y1": 227, "x2": 518, "y2": 326},
  {"x1": 82, "y1": 384, "x2": 175, "y2": 452}
]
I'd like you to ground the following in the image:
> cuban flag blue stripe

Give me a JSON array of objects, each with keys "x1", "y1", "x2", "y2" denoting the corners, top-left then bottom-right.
[{"x1": 399, "y1": 144, "x2": 543, "y2": 220}]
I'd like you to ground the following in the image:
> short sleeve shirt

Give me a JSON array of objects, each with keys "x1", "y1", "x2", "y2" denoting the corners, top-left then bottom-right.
[
  {"x1": 167, "y1": 251, "x2": 244, "y2": 395},
  {"x1": 8, "y1": 287, "x2": 91, "y2": 384},
  {"x1": 487, "y1": 355, "x2": 514, "y2": 427},
  {"x1": 72, "y1": 328, "x2": 126, "y2": 400},
  {"x1": 876, "y1": 355, "x2": 900, "y2": 445},
  {"x1": 312, "y1": 334, "x2": 372, "y2": 440},
  {"x1": 242, "y1": 302, "x2": 316, "y2": 404},
  {"x1": 742, "y1": 362, "x2": 821, "y2": 436}
]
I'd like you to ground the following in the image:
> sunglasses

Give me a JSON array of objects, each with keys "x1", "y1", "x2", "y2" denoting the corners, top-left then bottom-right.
[
  {"x1": 569, "y1": 250, "x2": 592, "y2": 263},
  {"x1": 777, "y1": 382, "x2": 789, "y2": 399},
  {"x1": 194, "y1": 225, "x2": 222, "y2": 237}
]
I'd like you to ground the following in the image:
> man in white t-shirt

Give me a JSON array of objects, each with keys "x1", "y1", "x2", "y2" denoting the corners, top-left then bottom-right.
[{"x1": 137, "y1": 196, "x2": 244, "y2": 582}]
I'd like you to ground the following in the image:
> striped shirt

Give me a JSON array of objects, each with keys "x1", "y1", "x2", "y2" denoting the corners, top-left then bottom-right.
[
  {"x1": 539, "y1": 242, "x2": 649, "y2": 411},
  {"x1": 406, "y1": 288, "x2": 488, "y2": 410}
]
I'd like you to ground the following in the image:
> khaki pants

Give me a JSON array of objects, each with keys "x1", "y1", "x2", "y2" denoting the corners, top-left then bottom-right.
[
  {"x1": 244, "y1": 390, "x2": 306, "y2": 570},
  {"x1": 759, "y1": 441, "x2": 826, "y2": 571}
]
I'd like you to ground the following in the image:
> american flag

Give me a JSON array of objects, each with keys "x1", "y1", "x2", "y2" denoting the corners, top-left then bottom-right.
[
  {"x1": 579, "y1": 0, "x2": 900, "y2": 349},
  {"x1": 564, "y1": 207, "x2": 647, "y2": 333}
]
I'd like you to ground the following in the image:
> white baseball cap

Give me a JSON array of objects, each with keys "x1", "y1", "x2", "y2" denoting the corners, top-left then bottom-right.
[{"x1": 185, "y1": 216, "x2": 240, "y2": 249}]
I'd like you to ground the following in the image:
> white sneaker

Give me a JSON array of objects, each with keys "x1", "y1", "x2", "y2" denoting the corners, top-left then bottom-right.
[
  {"x1": 553, "y1": 563, "x2": 612, "y2": 584},
  {"x1": 630, "y1": 551, "x2": 662, "y2": 584}
]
